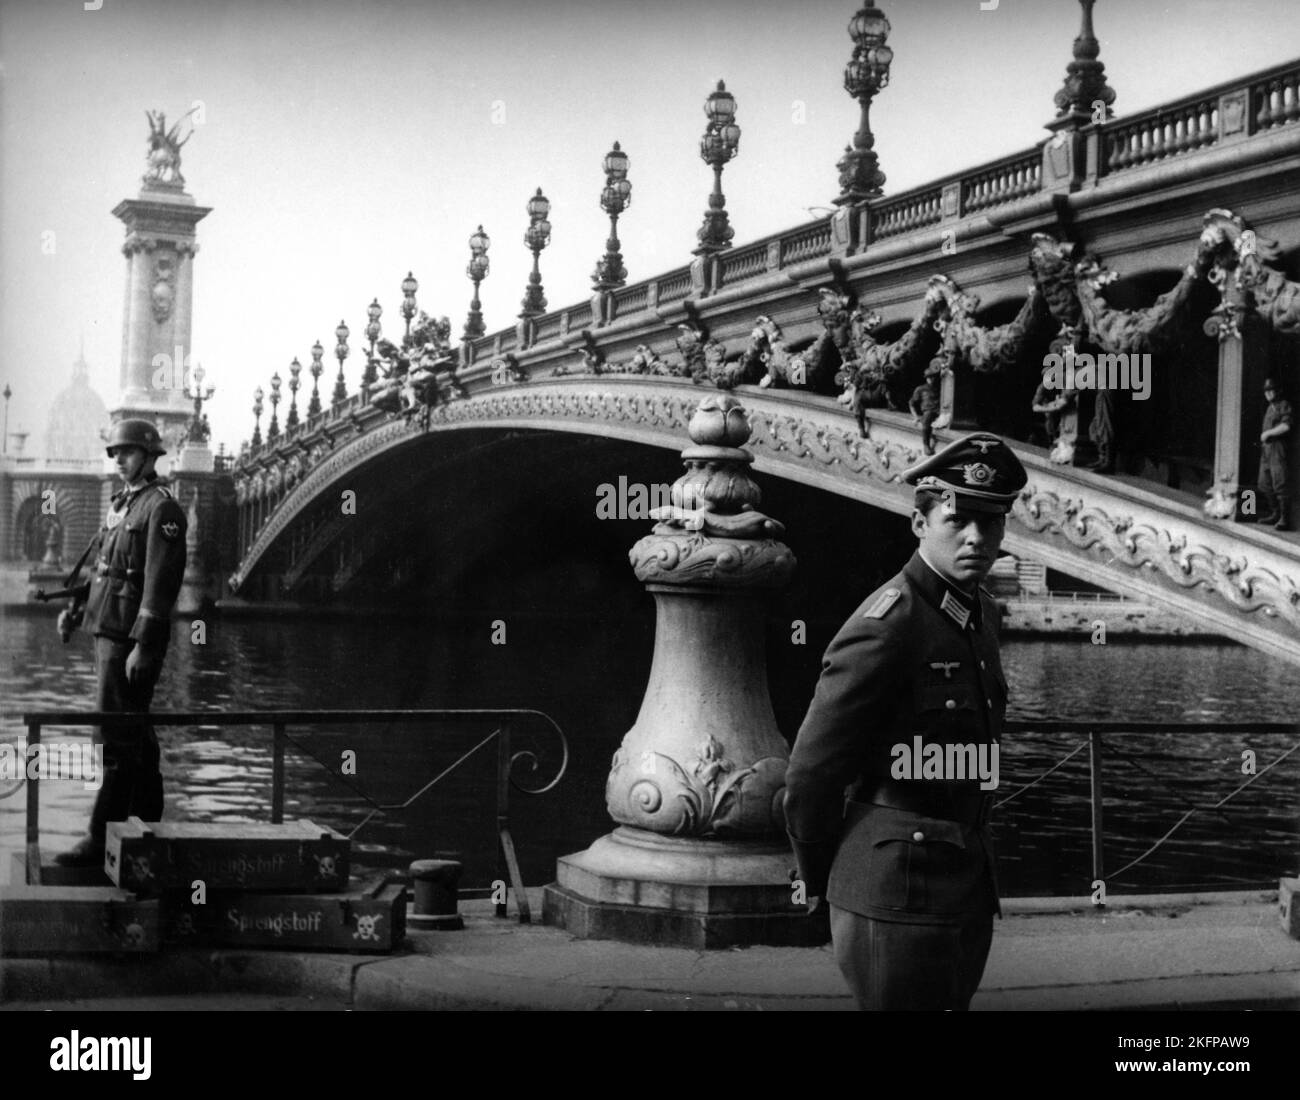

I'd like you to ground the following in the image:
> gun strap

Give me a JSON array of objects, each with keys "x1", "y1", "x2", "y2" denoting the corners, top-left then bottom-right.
[{"x1": 62, "y1": 534, "x2": 98, "y2": 590}]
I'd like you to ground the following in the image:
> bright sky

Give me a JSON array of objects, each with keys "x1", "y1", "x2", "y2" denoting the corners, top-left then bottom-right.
[{"x1": 1, "y1": 0, "x2": 1295, "y2": 454}]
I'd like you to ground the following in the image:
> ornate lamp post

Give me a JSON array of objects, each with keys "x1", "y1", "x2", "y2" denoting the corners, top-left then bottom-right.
[
  {"x1": 252, "y1": 386, "x2": 264, "y2": 448},
  {"x1": 464, "y1": 226, "x2": 490, "y2": 340},
  {"x1": 695, "y1": 81, "x2": 741, "y2": 254},
  {"x1": 835, "y1": 4, "x2": 893, "y2": 204},
  {"x1": 401, "y1": 272, "x2": 419, "y2": 341},
  {"x1": 520, "y1": 188, "x2": 551, "y2": 318},
  {"x1": 593, "y1": 142, "x2": 631, "y2": 290},
  {"x1": 333, "y1": 322, "x2": 350, "y2": 404},
  {"x1": 307, "y1": 341, "x2": 323, "y2": 418},
  {"x1": 1053, "y1": 0, "x2": 1115, "y2": 122},
  {"x1": 286, "y1": 358, "x2": 301, "y2": 432},
  {"x1": 184, "y1": 362, "x2": 214, "y2": 443},
  {"x1": 363, "y1": 299, "x2": 382, "y2": 391},
  {"x1": 267, "y1": 372, "x2": 282, "y2": 443}
]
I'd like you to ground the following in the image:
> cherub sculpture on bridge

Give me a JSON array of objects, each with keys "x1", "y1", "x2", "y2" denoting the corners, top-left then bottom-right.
[
  {"x1": 1200, "y1": 209, "x2": 1300, "y2": 340},
  {"x1": 672, "y1": 324, "x2": 726, "y2": 386},
  {"x1": 369, "y1": 312, "x2": 463, "y2": 416},
  {"x1": 833, "y1": 283, "x2": 946, "y2": 436}
]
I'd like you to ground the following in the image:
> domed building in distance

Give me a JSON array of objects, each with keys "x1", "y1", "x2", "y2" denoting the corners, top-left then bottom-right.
[
  {"x1": 44, "y1": 340, "x2": 109, "y2": 464},
  {"x1": 1, "y1": 343, "x2": 110, "y2": 567}
]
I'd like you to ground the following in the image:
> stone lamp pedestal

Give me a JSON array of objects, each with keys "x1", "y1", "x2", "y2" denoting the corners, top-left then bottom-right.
[{"x1": 543, "y1": 395, "x2": 825, "y2": 947}]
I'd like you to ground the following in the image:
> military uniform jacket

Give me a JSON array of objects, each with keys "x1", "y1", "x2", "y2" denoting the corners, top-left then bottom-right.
[
  {"x1": 784, "y1": 551, "x2": 1007, "y2": 925},
  {"x1": 1262, "y1": 399, "x2": 1293, "y2": 461},
  {"x1": 81, "y1": 477, "x2": 188, "y2": 651}
]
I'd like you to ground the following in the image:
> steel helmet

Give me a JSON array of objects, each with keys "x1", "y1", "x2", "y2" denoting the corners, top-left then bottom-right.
[{"x1": 105, "y1": 418, "x2": 167, "y2": 457}]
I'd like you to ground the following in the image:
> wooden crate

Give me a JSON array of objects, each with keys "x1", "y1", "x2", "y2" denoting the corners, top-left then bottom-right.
[
  {"x1": 1281, "y1": 877, "x2": 1300, "y2": 939},
  {"x1": 105, "y1": 818, "x2": 349, "y2": 895},
  {"x1": 0, "y1": 884, "x2": 159, "y2": 955},
  {"x1": 161, "y1": 880, "x2": 406, "y2": 953},
  {"x1": 9, "y1": 850, "x2": 112, "y2": 888}
]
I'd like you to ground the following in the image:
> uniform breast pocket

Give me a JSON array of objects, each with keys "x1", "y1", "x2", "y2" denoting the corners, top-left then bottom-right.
[{"x1": 866, "y1": 813, "x2": 974, "y2": 913}]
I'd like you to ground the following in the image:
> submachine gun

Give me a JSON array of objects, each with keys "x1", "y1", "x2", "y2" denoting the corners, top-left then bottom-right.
[{"x1": 34, "y1": 537, "x2": 96, "y2": 642}]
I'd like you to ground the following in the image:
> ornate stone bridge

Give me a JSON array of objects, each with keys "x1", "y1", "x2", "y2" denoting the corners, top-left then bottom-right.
[{"x1": 230, "y1": 45, "x2": 1300, "y2": 665}]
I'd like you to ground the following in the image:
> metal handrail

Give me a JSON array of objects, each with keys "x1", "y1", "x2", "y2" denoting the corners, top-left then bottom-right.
[
  {"x1": 999, "y1": 720, "x2": 1299, "y2": 900},
  {"x1": 11, "y1": 708, "x2": 569, "y2": 923},
  {"x1": 7, "y1": 713, "x2": 1294, "y2": 903}
]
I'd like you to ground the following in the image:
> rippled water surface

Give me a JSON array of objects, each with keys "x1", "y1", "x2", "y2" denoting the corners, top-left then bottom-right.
[{"x1": 2, "y1": 607, "x2": 1296, "y2": 896}]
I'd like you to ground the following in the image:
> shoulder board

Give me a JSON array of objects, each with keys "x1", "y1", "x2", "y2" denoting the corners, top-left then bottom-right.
[
  {"x1": 151, "y1": 484, "x2": 173, "y2": 499},
  {"x1": 862, "y1": 587, "x2": 902, "y2": 619}
]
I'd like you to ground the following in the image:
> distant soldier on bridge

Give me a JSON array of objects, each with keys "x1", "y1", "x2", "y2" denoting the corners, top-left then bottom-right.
[
  {"x1": 54, "y1": 418, "x2": 188, "y2": 866},
  {"x1": 908, "y1": 360, "x2": 942, "y2": 456},
  {"x1": 1258, "y1": 377, "x2": 1293, "y2": 531}
]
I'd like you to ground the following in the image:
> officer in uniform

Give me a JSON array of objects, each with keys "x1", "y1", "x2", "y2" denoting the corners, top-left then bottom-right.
[
  {"x1": 1257, "y1": 377, "x2": 1292, "y2": 531},
  {"x1": 55, "y1": 418, "x2": 188, "y2": 865},
  {"x1": 784, "y1": 432, "x2": 1028, "y2": 1010}
]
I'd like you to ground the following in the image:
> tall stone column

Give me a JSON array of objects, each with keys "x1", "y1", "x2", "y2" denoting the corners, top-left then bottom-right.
[
  {"x1": 1204, "y1": 280, "x2": 1273, "y2": 521},
  {"x1": 544, "y1": 395, "x2": 825, "y2": 948},
  {"x1": 109, "y1": 115, "x2": 212, "y2": 475}
]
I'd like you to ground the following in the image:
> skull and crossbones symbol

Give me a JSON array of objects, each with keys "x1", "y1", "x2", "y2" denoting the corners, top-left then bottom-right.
[
  {"x1": 129, "y1": 855, "x2": 154, "y2": 885},
  {"x1": 352, "y1": 914, "x2": 383, "y2": 943}
]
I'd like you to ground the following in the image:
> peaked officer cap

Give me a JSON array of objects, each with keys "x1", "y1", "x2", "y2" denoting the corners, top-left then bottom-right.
[
  {"x1": 901, "y1": 432, "x2": 1028, "y2": 513},
  {"x1": 105, "y1": 418, "x2": 167, "y2": 457}
]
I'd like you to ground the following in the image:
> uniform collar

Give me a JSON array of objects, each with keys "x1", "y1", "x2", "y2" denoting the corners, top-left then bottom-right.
[
  {"x1": 907, "y1": 550, "x2": 982, "y2": 631},
  {"x1": 111, "y1": 472, "x2": 158, "y2": 507}
]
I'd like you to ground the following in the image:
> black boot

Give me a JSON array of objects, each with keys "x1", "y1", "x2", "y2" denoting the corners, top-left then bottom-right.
[
  {"x1": 1087, "y1": 444, "x2": 1114, "y2": 474},
  {"x1": 1276, "y1": 502, "x2": 1293, "y2": 532},
  {"x1": 1256, "y1": 489, "x2": 1278, "y2": 525},
  {"x1": 54, "y1": 833, "x2": 106, "y2": 867}
]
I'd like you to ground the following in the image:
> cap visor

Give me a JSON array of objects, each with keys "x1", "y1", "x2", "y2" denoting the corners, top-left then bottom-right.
[{"x1": 944, "y1": 494, "x2": 1013, "y2": 514}]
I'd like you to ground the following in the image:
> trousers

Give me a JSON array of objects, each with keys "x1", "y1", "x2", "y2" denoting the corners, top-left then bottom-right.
[
  {"x1": 829, "y1": 904, "x2": 994, "y2": 1011},
  {"x1": 1259, "y1": 450, "x2": 1288, "y2": 512},
  {"x1": 89, "y1": 636, "x2": 164, "y2": 839}
]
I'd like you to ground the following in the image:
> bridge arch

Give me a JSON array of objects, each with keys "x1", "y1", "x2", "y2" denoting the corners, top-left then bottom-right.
[{"x1": 230, "y1": 377, "x2": 1300, "y2": 665}]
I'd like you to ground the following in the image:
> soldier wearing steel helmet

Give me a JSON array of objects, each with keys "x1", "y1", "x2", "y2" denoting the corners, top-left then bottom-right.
[
  {"x1": 784, "y1": 432, "x2": 1028, "y2": 1010},
  {"x1": 55, "y1": 418, "x2": 188, "y2": 867}
]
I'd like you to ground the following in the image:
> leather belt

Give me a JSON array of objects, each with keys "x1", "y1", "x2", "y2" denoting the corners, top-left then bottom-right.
[
  {"x1": 858, "y1": 778, "x2": 993, "y2": 827},
  {"x1": 96, "y1": 563, "x2": 142, "y2": 580}
]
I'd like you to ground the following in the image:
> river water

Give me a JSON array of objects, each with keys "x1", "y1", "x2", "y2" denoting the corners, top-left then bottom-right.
[{"x1": 1, "y1": 606, "x2": 1297, "y2": 897}]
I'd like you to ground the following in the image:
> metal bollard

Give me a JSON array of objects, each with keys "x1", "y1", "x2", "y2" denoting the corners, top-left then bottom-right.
[{"x1": 407, "y1": 859, "x2": 464, "y2": 931}]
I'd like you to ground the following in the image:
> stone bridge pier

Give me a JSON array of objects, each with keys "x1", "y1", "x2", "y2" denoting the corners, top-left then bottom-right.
[{"x1": 542, "y1": 395, "x2": 823, "y2": 948}]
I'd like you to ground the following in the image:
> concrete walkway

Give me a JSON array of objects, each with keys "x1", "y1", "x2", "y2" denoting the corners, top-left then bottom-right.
[{"x1": 3, "y1": 889, "x2": 1297, "y2": 1011}]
